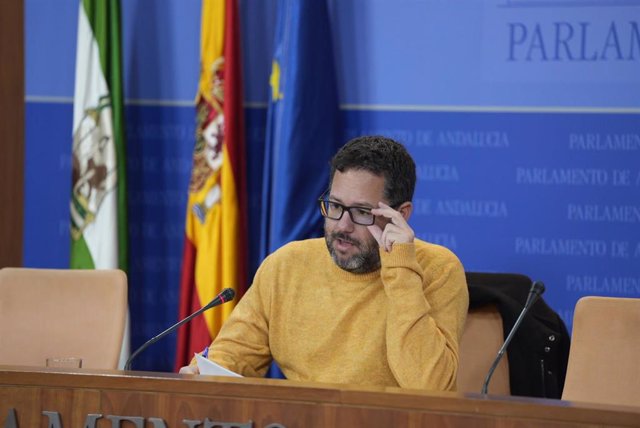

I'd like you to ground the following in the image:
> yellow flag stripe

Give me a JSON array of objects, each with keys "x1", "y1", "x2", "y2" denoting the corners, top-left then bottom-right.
[{"x1": 198, "y1": 0, "x2": 225, "y2": 105}]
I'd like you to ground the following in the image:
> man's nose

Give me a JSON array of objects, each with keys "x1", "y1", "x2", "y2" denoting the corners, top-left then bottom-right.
[{"x1": 335, "y1": 210, "x2": 356, "y2": 231}]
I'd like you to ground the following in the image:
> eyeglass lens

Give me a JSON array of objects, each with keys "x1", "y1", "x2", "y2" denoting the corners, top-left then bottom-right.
[{"x1": 319, "y1": 200, "x2": 375, "y2": 225}]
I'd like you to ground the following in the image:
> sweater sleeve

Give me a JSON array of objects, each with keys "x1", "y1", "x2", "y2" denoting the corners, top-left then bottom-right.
[
  {"x1": 206, "y1": 262, "x2": 274, "y2": 377},
  {"x1": 381, "y1": 242, "x2": 468, "y2": 391}
]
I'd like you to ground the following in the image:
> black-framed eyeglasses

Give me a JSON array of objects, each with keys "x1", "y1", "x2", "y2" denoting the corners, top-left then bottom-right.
[{"x1": 318, "y1": 191, "x2": 391, "y2": 226}]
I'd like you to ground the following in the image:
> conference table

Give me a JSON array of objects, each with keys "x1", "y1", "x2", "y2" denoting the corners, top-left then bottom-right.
[{"x1": 1, "y1": 365, "x2": 638, "y2": 427}]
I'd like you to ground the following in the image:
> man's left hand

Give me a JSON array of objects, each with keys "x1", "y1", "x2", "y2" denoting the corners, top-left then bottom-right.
[{"x1": 368, "y1": 202, "x2": 415, "y2": 252}]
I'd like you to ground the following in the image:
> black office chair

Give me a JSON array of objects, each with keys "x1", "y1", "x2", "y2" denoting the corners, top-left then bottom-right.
[{"x1": 463, "y1": 272, "x2": 570, "y2": 398}]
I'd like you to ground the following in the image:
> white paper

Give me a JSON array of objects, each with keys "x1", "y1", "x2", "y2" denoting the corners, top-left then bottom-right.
[{"x1": 195, "y1": 353, "x2": 243, "y2": 377}]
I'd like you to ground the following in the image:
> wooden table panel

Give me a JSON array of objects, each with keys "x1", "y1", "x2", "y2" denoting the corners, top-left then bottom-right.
[{"x1": 1, "y1": 366, "x2": 638, "y2": 428}]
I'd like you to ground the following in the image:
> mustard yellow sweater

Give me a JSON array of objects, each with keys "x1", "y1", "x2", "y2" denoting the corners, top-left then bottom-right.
[{"x1": 207, "y1": 238, "x2": 468, "y2": 391}]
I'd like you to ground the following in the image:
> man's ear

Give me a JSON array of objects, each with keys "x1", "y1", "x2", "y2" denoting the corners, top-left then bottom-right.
[{"x1": 397, "y1": 201, "x2": 413, "y2": 221}]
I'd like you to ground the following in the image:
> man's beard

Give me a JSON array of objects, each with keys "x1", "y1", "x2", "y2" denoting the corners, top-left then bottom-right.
[{"x1": 324, "y1": 230, "x2": 381, "y2": 274}]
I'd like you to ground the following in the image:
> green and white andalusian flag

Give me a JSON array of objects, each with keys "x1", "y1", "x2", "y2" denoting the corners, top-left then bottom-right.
[{"x1": 70, "y1": 0, "x2": 129, "y2": 368}]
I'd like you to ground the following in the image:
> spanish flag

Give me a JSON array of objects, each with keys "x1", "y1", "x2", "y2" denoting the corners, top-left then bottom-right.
[{"x1": 174, "y1": 0, "x2": 247, "y2": 370}]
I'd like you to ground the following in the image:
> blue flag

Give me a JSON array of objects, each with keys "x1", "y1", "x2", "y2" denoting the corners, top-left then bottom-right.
[{"x1": 260, "y1": 0, "x2": 341, "y2": 262}]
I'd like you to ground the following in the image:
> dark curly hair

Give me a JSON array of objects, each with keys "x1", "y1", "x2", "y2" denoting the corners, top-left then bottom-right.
[{"x1": 329, "y1": 135, "x2": 416, "y2": 206}]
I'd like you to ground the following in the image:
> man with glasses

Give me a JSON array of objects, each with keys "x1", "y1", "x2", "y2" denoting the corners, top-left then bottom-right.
[{"x1": 181, "y1": 135, "x2": 468, "y2": 391}]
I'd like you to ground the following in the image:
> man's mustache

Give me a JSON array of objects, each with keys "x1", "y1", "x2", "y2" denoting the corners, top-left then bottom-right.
[{"x1": 330, "y1": 232, "x2": 360, "y2": 246}]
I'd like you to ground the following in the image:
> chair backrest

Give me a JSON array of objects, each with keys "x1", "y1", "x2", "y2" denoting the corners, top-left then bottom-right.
[
  {"x1": 463, "y1": 271, "x2": 570, "y2": 399},
  {"x1": 562, "y1": 296, "x2": 640, "y2": 407},
  {"x1": 458, "y1": 304, "x2": 510, "y2": 395},
  {"x1": 0, "y1": 267, "x2": 127, "y2": 369}
]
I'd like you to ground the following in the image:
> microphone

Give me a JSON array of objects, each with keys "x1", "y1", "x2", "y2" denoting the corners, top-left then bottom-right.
[
  {"x1": 480, "y1": 280, "x2": 545, "y2": 395},
  {"x1": 124, "y1": 287, "x2": 235, "y2": 370}
]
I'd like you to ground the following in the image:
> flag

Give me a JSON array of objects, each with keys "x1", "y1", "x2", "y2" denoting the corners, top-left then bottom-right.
[
  {"x1": 260, "y1": 0, "x2": 341, "y2": 377},
  {"x1": 261, "y1": 0, "x2": 340, "y2": 261},
  {"x1": 174, "y1": 0, "x2": 247, "y2": 370},
  {"x1": 70, "y1": 0, "x2": 129, "y2": 368}
]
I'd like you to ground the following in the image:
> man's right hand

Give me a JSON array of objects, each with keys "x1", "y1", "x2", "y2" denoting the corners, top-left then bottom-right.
[{"x1": 179, "y1": 365, "x2": 200, "y2": 375}]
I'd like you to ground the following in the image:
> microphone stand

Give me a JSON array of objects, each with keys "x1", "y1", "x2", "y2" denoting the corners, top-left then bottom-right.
[
  {"x1": 481, "y1": 281, "x2": 545, "y2": 395},
  {"x1": 124, "y1": 288, "x2": 235, "y2": 370}
]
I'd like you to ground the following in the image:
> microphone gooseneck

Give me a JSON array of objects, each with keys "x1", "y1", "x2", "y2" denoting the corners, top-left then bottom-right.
[
  {"x1": 124, "y1": 287, "x2": 236, "y2": 371},
  {"x1": 480, "y1": 280, "x2": 545, "y2": 395}
]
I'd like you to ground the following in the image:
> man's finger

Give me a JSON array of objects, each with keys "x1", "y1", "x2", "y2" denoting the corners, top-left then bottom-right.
[
  {"x1": 179, "y1": 365, "x2": 199, "y2": 375},
  {"x1": 367, "y1": 224, "x2": 383, "y2": 246},
  {"x1": 371, "y1": 202, "x2": 407, "y2": 226}
]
